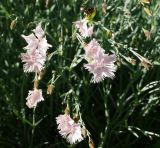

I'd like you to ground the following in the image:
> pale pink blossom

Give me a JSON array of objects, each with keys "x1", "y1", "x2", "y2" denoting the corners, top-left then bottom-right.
[
  {"x1": 21, "y1": 23, "x2": 52, "y2": 73},
  {"x1": 84, "y1": 38, "x2": 104, "y2": 61},
  {"x1": 56, "y1": 114, "x2": 84, "y2": 144},
  {"x1": 22, "y1": 33, "x2": 38, "y2": 50},
  {"x1": 37, "y1": 37, "x2": 52, "y2": 55},
  {"x1": 84, "y1": 52, "x2": 116, "y2": 83},
  {"x1": 56, "y1": 114, "x2": 74, "y2": 137},
  {"x1": 26, "y1": 89, "x2": 44, "y2": 108},
  {"x1": 74, "y1": 20, "x2": 93, "y2": 37},
  {"x1": 66, "y1": 123, "x2": 83, "y2": 144},
  {"x1": 33, "y1": 23, "x2": 45, "y2": 39},
  {"x1": 21, "y1": 50, "x2": 45, "y2": 73},
  {"x1": 74, "y1": 20, "x2": 84, "y2": 29},
  {"x1": 22, "y1": 24, "x2": 52, "y2": 52},
  {"x1": 22, "y1": 34, "x2": 52, "y2": 53}
]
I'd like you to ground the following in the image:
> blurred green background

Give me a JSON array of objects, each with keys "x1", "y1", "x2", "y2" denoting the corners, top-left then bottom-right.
[{"x1": 0, "y1": 0, "x2": 160, "y2": 147}]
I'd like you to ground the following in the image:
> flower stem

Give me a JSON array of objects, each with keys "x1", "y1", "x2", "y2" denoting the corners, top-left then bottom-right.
[{"x1": 30, "y1": 107, "x2": 36, "y2": 148}]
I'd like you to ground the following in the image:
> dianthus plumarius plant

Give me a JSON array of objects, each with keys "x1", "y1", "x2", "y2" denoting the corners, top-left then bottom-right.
[
  {"x1": 1, "y1": 0, "x2": 160, "y2": 147},
  {"x1": 21, "y1": 23, "x2": 52, "y2": 108},
  {"x1": 74, "y1": 14, "x2": 116, "y2": 82},
  {"x1": 20, "y1": 7, "x2": 117, "y2": 146},
  {"x1": 20, "y1": 1, "x2": 156, "y2": 146},
  {"x1": 21, "y1": 23, "x2": 89, "y2": 144}
]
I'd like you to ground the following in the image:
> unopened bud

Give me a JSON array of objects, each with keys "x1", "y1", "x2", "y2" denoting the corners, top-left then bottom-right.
[
  {"x1": 82, "y1": 42, "x2": 87, "y2": 48},
  {"x1": 64, "y1": 105, "x2": 70, "y2": 115},
  {"x1": 89, "y1": 139, "x2": 95, "y2": 148},
  {"x1": 106, "y1": 30, "x2": 114, "y2": 38},
  {"x1": 143, "y1": 28, "x2": 151, "y2": 40},
  {"x1": 141, "y1": 59, "x2": 151, "y2": 70},
  {"x1": 45, "y1": 0, "x2": 49, "y2": 8},
  {"x1": 81, "y1": 127, "x2": 87, "y2": 138},
  {"x1": 10, "y1": 17, "x2": 17, "y2": 30},
  {"x1": 116, "y1": 59, "x2": 122, "y2": 67},
  {"x1": 144, "y1": 30, "x2": 151, "y2": 40},
  {"x1": 34, "y1": 79, "x2": 39, "y2": 89},
  {"x1": 73, "y1": 114, "x2": 79, "y2": 123},
  {"x1": 130, "y1": 58, "x2": 136, "y2": 65},
  {"x1": 47, "y1": 84, "x2": 54, "y2": 95},
  {"x1": 102, "y1": 3, "x2": 107, "y2": 14},
  {"x1": 38, "y1": 70, "x2": 46, "y2": 80}
]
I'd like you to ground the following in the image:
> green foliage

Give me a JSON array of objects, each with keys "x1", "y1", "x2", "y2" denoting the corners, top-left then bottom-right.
[{"x1": 0, "y1": 0, "x2": 160, "y2": 147}]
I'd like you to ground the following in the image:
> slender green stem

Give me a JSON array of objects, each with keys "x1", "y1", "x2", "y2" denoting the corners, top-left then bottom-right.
[{"x1": 30, "y1": 107, "x2": 36, "y2": 148}]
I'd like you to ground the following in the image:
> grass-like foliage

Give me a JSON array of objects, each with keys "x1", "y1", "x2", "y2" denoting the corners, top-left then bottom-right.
[{"x1": 0, "y1": 0, "x2": 160, "y2": 147}]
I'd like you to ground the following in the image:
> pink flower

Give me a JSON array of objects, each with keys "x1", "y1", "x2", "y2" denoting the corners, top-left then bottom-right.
[
  {"x1": 56, "y1": 114, "x2": 74, "y2": 137},
  {"x1": 33, "y1": 23, "x2": 45, "y2": 39},
  {"x1": 84, "y1": 38, "x2": 104, "y2": 61},
  {"x1": 21, "y1": 23, "x2": 52, "y2": 73},
  {"x1": 66, "y1": 123, "x2": 83, "y2": 144},
  {"x1": 21, "y1": 50, "x2": 45, "y2": 73},
  {"x1": 74, "y1": 20, "x2": 93, "y2": 37},
  {"x1": 22, "y1": 23, "x2": 52, "y2": 53},
  {"x1": 74, "y1": 20, "x2": 84, "y2": 29},
  {"x1": 26, "y1": 89, "x2": 44, "y2": 108},
  {"x1": 37, "y1": 37, "x2": 52, "y2": 56},
  {"x1": 22, "y1": 33, "x2": 39, "y2": 50},
  {"x1": 84, "y1": 52, "x2": 116, "y2": 83},
  {"x1": 56, "y1": 114, "x2": 84, "y2": 144},
  {"x1": 22, "y1": 34, "x2": 52, "y2": 53}
]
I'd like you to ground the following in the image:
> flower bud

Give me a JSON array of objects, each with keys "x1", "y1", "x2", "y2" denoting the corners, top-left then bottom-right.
[
  {"x1": 65, "y1": 105, "x2": 70, "y2": 115},
  {"x1": 89, "y1": 139, "x2": 95, "y2": 148},
  {"x1": 38, "y1": 70, "x2": 46, "y2": 80},
  {"x1": 47, "y1": 84, "x2": 54, "y2": 95},
  {"x1": 130, "y1": 58, "x2": 136, "y2": 65},
  {"x1": 141, "y1": 59, "x2": 151, "y2": 70},
  {"x1": 33, "y1": 79, "x2": 39, "y2": 89},
  {"x1": 81, "y1": 127, "x2": 87, "y2": 138},
  {"x1": 102, "y1": 3, "x2": 107, "y2": 14},
  {"x1": 10, "y1": 17, "x2": 17, "y2": 30}
]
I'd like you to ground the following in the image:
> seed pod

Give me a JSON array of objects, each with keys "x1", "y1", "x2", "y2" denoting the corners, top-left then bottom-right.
[
  {"x1": 81, "y1": 127, "x2": 87, "y2": 138},
  {"x1": 89, "y1": 139, "x2": 95, "y2": 148},
  {"x1": 102, "y1": 3, "x2": 107, "y2": 14},
  {"x1": 141, "y1": 58, "x2": 152, "y2": 70},
  {"x1": 47, "y1": 84, "x2": 54, "y2": 95},
  {"x1": 130, "y1": 58, "x2": 136, "y2": 65},
  {"x1": 64, "y1": 105, "x2": 70, "y2": 115},
  {"x1": 143, "y1": 28, "x2": 151, "y2": 40},
  {"x1": 38, "y1": 70, "x2": 46, "y2": 80},
  {"x1": 10, "y1": 17, "x2": 17, "y2": 30},
  {"x1": 45, "y1": 0, "x2": 49, "y2": 8},
  {"x1": 33, "y1": 79, "x2": 39, "y2": 89}
]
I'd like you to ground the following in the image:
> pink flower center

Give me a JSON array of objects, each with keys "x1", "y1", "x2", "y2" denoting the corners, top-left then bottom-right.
[{"x1": 30, "y1": 56, "x2": 36, "y2": 63}]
